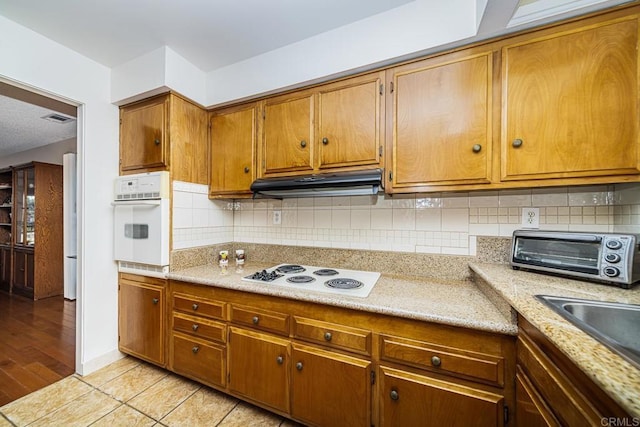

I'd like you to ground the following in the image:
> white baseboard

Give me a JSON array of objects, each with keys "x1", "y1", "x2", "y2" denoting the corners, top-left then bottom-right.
[{"x1": 76, "y1": 349, "x2": 126, "y2": 376}]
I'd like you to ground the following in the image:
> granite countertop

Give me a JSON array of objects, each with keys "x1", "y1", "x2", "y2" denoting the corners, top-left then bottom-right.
[
  {"x1": 167, "y1": 262, "x2": 517, "y2": 335},
  {"x1": 470, "y1": 262, "x2": 640, "y2": 418}
]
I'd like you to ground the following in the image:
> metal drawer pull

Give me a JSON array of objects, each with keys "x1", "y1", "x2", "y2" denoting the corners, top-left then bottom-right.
[
  {"x1": 390, "y1": 390, "x2": 399, "y2": 401},
  {"x1": 192, "y1": 346, "x2": 199, "y2": 354},
  {"x1": 322, "y1": 137, "x2": 329, "y2": 145},
  {"x1": 152, "y1": 298, "x2": 159, "y2": 305},
  {"x1": 252, "y1": 316, "x2": 259, "y2": 325},
  {"x1": 472, "y1": 144, "x2": 482, "y2": 153},
  {"x1": 276, "y1": 356, "x2": 284, "y2": 365},
  {"x1": 324, "y1": 332, "x2": 332, "y2": 342},
  {"x1": 192, "y1": 303, "x2": 199, "y2": 311},
  {"x1": 431, "y1": 355, "x2": 442, "y2": 367},
  {"x1": 154, "y1": 139, "x2": 160, "y2": 146},
  {"x1": 300, "y1": 140, "x2": 307, "y2": 148},
  {"x1": 296, "y1": 362, "x2": 303, "y2": 371},
  {"x1": 192, "y1": 324, "x2": 199, "y2": 331},
  {"x1": 512, "y1": 138, "x2": 523, "y2": 148},
  {"x1": 244, "y1": 166, "x2": 250, "y2": 173}
]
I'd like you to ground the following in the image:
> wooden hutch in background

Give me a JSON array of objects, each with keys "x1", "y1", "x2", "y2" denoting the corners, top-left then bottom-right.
[{"x1": 0, "y1": 162, "x2": 63, "y2": 299}]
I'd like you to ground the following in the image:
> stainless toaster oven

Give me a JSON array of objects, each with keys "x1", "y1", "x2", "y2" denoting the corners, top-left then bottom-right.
[{"x1": 510, "y1": 230, "x2": 640, "y2": 288}]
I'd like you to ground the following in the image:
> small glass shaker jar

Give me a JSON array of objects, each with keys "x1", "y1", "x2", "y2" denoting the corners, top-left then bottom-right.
[
  {"x1": 218, "y1": 250, "x2": 229, "y2": 266},
  {"x1": 235, "y1": 249, "x2": 245, "y2": 265}
]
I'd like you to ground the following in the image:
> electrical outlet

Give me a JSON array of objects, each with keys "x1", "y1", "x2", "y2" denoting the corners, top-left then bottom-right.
[
  {"x1": 272, "y1": 210, "x2": 282, "y2": 225},
  {"x1": 521, "y1": 207, "x2": 539, "y2": 228}
]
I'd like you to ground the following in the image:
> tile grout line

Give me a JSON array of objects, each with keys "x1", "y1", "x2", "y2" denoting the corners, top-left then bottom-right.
[
  {"x1": 0, "y1": 412, "x2": 17, "y2": 427},
  {"x1": 214, "y1": 400, "x2": 241, "y2": 427}
]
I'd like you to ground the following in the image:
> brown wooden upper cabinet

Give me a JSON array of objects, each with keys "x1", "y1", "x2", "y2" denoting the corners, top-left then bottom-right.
[
  {"x1": 386, "y1": 49, "x2": 494, "y2": 193},
  {"x1": 209, "y1": 103, "x2": 258, "y2": 198},
  {"x1": 501, "y1": 12, "x2": 640, "y2": 182},
  {"x1": 259, "y1": 71, "x2": 384, "y2": 178},
  {"x1": 120, "y1": 93, "x2": 208, "y2": 184}
]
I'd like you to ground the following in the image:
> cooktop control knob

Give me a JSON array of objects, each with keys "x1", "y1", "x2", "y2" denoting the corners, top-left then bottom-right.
[
  {"x1": 603, "y1": 266, "x2": 620, "y2": 278},
  {"x1": 605, "y1": 253, "x2": 621, "y2": 263},
  {"x1": 606, "y1": 239, "x2": 623, "y2": 250}
]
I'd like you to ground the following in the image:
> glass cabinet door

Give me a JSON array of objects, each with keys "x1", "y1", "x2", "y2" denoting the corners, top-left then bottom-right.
[
  {"x1": 15, "y1": 168, "x2": 24, "y2": 245},
  {"x1": 26, "y1": 168, "x2": 35, "y2": 245}
]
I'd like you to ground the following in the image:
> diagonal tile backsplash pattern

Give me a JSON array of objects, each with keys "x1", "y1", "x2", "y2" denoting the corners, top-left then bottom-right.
[{"x1": 172, "y1": 182, "x2": 640, "y2": 255}]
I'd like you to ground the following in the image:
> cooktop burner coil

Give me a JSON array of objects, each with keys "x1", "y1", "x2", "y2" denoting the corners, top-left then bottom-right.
[
  {"x1": 325, "y1": 278, "x2": 364, "y2": 290},
  {"x1": 286, "y1": 275, "x2": 316, "y2": 284},
  {"x1": 276, "y1": 264, "x2": 306, "y2": 274},
  {"x1": 313, "y1": 269, "x2": 339, "y2": 276}
]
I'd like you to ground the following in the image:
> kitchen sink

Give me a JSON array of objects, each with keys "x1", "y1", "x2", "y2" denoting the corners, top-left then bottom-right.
[{"x1": 536, "y1": 295, "x2": 640, "y2": 368}]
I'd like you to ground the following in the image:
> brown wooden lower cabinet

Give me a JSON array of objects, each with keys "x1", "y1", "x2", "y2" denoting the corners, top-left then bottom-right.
[
  {"x1": 118, "y1": 274, "x2": 166, "y2": 366},
  {"x1": 0, "y1": 245, "x2": 10, "y2": 292},
  {"x1": 290, "y1": 343, "x2": 371, "y2": 427},
  {"x1": 379, "y1": 366, "x2": 504, "y2": 427},
  {"x1": 11, "y1": 248, "x2": 34, "y2": 298},
  {"x1": 228, "y1": 327, "x2": 290, "y2": 413},
  {"x1": 516, "y1": 315, "x2": 633, "y2": 426},
  {"x1": 157, "y1": 280, "x2": 516, "y2": 427}
]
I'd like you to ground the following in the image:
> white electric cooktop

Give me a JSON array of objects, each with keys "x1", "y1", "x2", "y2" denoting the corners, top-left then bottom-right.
[{"x1": 242, "y1": 264, "x2": 381, "y2": 298}]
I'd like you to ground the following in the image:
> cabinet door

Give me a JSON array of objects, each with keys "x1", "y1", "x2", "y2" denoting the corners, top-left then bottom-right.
[
  {"x1": 516, "y1": 369, "x2": 560, "y2": 427},
  {"x1": 228, "y1": 327, "x2": 289, "y2": 413},
  {"x1": 120, "y1": 96, "x2": 168, "y2": 172},
  {"x1": 0, "y1": 247, "x2": 9, "y2": 292},
  {"x1": 317, "y1": 72, "x2": 383, "y2": 169},
  {"x1": 291, "y1": 344, "x2": 371, "y2": 427},
  {"x1": 262, "y1": 94, "x2": 314, "y2": 175},
  {"x1": 209, "y1": 104, "x2": 257, "y2": 197},
  {"x1": 379, "y1": 366, "x2": 504, "y2": 427},
  {"x1": 502, "y1": 16, "x2": 640, "y2": 180},
  {"x1": 388, "y1": 50, "x2": 493, "y2": 191},
  {"x1": 118, "y1": 278, "x2": 165, "y2": 366},
  {"x1": 12, "y1": 250, "x2": 33, "y2": 298}
]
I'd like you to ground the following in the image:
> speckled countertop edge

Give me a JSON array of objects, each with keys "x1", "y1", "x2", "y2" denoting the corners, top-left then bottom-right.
[
  {"x1": 469, "y1": 262, "x2": 640, "y2": 418},
  {"x1": 167, "y1": 262, "x2": 517, "y2": 336}
]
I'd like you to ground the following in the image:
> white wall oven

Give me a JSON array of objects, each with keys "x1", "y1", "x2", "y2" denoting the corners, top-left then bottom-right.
[{"x1": 113, "y1": 171, "x2": 169, "y2": 277}]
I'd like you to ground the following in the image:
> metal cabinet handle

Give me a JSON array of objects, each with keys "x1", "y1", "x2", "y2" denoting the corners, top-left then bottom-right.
[
  {"x1": 324, "y1": 332, "x2": 332, "y2": 342},
  {"x1": 472, "y1": 144, "x2": 482, "y2": 153},
  {"x1": 192, "y1": 303, "x2": 198, "y2": 311},
  {"x1": 154, "y1": 139, "x2": 161, "y2": 146},
  {"x1": 276, "y1": 356, "x2": 284, "y2": 365},
  {"x1": 322, "y1": 137, "x2": 329, "y2": 145},
  {"x1": 192, "y1": 324, "x2": 199, "y2": 331},
  {"x1": 296, "y1": 362, "x2": 303, "y2": 371},
  {"x1": 390, "y1": 390, "x2": 399, "y2": 401},
  {"x1": 252, "y1": 316, "x2": 259, "y2": 325},
  {"x1": 431, "y1": 355, "x2": 442, "y2": 367},
  {"x1": 512, "y1": 138, "x2": 523, "y2": 148},
  {"x1": 152, "y1": 298, "x2": 159, "y2": 305},
  {"x1": 244, "y1": 166, "x2": 250, "y2": 173},
  {"x1": 300, "y1": 140, "x2": 307, "y2": 148},
  {"x1": 192, "y1": 346, "x2": 199, "y2": 354}
]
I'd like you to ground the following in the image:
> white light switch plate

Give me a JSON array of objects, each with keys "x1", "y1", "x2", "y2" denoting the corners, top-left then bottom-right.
[{"x1": 521, "y1": 207, "x2": 539, "y2": 228}]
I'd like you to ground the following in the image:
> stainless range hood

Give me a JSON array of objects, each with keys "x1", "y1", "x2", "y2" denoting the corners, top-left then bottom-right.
[{"x1": 250, "y1": 169, "x2": 382, "y2": 198}]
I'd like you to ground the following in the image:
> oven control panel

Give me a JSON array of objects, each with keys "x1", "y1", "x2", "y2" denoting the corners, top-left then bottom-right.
[{"x1": 114, "y1": 171, "x2": 169, "y2": 201}]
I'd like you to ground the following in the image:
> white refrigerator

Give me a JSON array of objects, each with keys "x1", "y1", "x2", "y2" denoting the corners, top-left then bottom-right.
[{"x1": 63, "y1": 152, "x2": 77, "y2": 300}]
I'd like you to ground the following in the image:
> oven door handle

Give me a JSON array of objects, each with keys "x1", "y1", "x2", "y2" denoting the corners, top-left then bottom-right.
[{"x1": 111, "y1": 200, "x2": 162, "y2": 206}]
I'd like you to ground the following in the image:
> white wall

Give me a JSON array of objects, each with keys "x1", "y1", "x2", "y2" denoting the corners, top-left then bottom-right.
[
  {"x1": 0, "y1": 138, "x2": 76, "y2": 168},
  {"x1": 110, "y1": 0, "x2": 482, "y2": 107},
  {"x1": 0, "y1": 15, "x2": 121, "y2": 374}
]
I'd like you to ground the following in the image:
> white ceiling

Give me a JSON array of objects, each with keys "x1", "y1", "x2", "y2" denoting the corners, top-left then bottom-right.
[{"x1": 0, "y1": 0, "x2": 633, "y2": 158}]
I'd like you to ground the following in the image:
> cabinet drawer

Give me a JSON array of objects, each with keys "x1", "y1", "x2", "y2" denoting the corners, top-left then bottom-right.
[
  {"x1": 230, "y1": 304, "x2": 290, "y2": 336},
  {"x1": 293, "y1": 316, "x2": 372, "y2": 356},
  {"x1": 172, "y1": 312, "x2": 226, "y2": 343},
  {"x1": 171, "y1": 333, "x2": 226, "y2": 388},
  {"x1": 380, "y1": 334, "x2": 504, "y2": 386},
  {"x1": 173, "y1": 293, "x2": 226, "y2": 320}
]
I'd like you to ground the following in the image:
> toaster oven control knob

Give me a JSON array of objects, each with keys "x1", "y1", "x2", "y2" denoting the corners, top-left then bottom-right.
[
  {"x1": 605, "y1": 253, "x2": 621, "y2": 263},
  {"x1": 603, "y1": 266, "x2": 620, "y2": 278},
  {"x1": 606, "y1": 240, "x2": 623, "y2": 250}
]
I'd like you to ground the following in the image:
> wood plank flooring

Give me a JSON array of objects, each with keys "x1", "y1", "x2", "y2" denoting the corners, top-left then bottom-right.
[{"x1": 0, "y1": 292, "x2": 75, "y2": 406}]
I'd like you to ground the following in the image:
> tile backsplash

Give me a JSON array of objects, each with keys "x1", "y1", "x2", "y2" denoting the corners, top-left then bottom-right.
[{"x1": 172, "y1": 182, "x2": 640, "y2": 254}]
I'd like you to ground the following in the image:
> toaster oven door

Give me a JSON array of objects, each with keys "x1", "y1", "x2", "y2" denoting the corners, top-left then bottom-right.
[{"x1": 512, "y1": 234, "x2": 601, "y2": 275}]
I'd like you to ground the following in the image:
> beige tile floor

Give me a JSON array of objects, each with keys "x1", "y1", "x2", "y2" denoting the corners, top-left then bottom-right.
[{"x1": 0, "y1": 357, "x2": 303, "y2": 426}]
